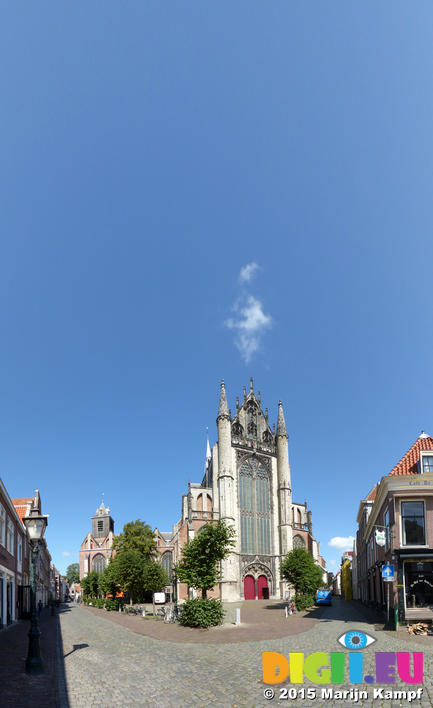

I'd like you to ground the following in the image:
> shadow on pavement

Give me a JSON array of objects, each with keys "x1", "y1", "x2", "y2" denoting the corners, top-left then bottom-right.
[
  {"x1": 303, "y1": 597, "x2": 386, "y2": 628},
  {"x1": 64, "y1": 642, "x2": 89, "y2": 658}
]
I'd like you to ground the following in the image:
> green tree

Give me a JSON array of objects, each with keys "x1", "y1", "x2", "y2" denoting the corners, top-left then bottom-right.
[
  {"x1": 98, "y1": 564, "x2": 118, "y2": 598},
  {"x1": 108, "y1": 550, "x2": 148, "y2": 603},
  {"x1": 112, "y1": 520, "x2": 156, "y2": 559},
  {"x1": 81, "y1": 570, "x2": 100, "y2": 598},
  {"x1": 280, "y1": 548, "x2": 324, "y2": 595},
  {"x1": 176, "y1": 520, "x2": 236, "y2": 599},
  {"x1": 143, "y1": 562, "x2": 168, "y2": 615},
  {"x1": 65, "y1": 563, "x2": 80, "y2": 585}
]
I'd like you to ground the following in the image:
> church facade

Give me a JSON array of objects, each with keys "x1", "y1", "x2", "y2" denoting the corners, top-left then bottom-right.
[
  {"x1": 79, "y1": 501, "x2": 115, "y2": 579},
  {"x1": 156, "y1": 379, "x2": 326, "y2": 602}
]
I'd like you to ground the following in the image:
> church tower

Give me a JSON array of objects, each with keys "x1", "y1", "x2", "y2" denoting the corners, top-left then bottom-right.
[
  {"x1": 171, "y1": 379, "x2": 326, "y2": 602},
  {"x1": 79, "y1": 500, "x2": 115, "y2": 580},
  {"x1": 214, "y1": 378, "x2": 294, "y2": 600}
]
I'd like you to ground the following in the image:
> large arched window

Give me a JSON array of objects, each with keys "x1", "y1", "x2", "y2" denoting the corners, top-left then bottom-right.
[
  {"x1": 161, "y1": 551, "x2": 173, "y2": 580},
  {"x1": 239, "y1": 457, "x2": 271, "y2": 554},
  {"x1": 293, "y1": 534, "x2": 306, "y2": 549},
  {"x1": 93, "y1": 554, "x2": 106, "y2": 573}
]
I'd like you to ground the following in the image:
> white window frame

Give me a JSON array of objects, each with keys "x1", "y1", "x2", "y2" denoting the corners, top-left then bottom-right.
[
  {"x1": 420, "y1": 452, "x2": 433, "y2": 474},
  {"x1": 7, "y1": 518, "x2": 15, "y2": 555},
  {"x1": 384, "y1": 508, "x2": 390, "y2": 551},
  {"x1": 17, "y1": 535, "x2": 22, "y2": 572},
  {"x1": 400, "y1": 499, "x2": 427, "y2": 547},
  {"x1": 0, "y1": 503, "x2": 5, "y2": 547}
]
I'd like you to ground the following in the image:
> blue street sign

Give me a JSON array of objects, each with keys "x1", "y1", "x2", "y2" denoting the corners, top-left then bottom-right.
[{"x1": 382, "y1": 564, "x2": 395, "y2": 581}]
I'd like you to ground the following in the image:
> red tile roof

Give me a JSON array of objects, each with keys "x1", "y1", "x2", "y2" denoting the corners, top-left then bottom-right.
[
  {"x1": 388, "y1": 435, "x2": 433, "y2": 476},
  {"x1": 365, "y1": 485, "x2": 377, "y2": 501},
  {"x1": 11, "y1": 497, "x2": 33, "y2": 525}
]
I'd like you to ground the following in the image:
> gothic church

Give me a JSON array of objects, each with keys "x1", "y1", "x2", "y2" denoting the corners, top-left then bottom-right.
[{"x1": 155, "y1": 379, "x2": 326, "y2": 602}]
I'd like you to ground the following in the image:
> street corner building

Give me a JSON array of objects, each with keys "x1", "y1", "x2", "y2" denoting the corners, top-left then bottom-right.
[
  {"x1": 155, "y1": 379, "x2": 326, "y2": 603},
  {"x1": 354, "y1": 431, "x2": 433, "y2": 623}
]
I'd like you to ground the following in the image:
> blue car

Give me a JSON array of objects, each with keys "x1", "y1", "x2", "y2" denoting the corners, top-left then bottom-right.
[{"x1": 316, "y1": 589, "x2": 332, "y2": 606}]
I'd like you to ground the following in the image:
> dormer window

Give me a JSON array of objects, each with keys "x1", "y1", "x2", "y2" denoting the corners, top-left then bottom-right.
[{"x1": 421, "y1": 454, "x2": 433, "y2": 473}]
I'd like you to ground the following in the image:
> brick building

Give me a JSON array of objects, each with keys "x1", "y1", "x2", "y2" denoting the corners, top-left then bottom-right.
[
  {"x1": 0, "y1": 479, "x2": 29, "y2": 626},
  {"x1": 79, "y1": 501, "x2": 115, "y2": 579},
  {"x1": 355, "y1": 432, "x2": 433, "y2": 622}
]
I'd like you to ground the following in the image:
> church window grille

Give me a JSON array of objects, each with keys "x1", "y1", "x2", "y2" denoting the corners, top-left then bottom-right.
[
  {"x1": 161, "y1": 551, "x2": 173, "y2": 580},
  {"x1": 293, "y1": 534, "x2": 306, "y2": 549},
  {"x1": 239, "y1": 457, "x2": 271, "y2": 554},
  {"x1": 97, "y1": 520, "x2": 103, "y2": 532},
  {"x1": 93, "y1": 554, "x2": 106, "y2": 573}
]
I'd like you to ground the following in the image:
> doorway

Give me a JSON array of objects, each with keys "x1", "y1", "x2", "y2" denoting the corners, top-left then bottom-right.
[
  {"x1": 257, "y1": 575, "x2": 269, "y2": 599},
  {"x1": 244, "y1": 575, "x2": 255, "y2": 600}
]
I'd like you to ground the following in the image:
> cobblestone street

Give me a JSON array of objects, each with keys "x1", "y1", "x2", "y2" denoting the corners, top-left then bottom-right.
[{"x1": 58, "y1": 599, "x2": 433, "y2": 708}]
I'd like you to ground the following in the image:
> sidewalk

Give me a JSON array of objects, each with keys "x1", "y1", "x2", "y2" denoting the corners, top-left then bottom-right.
[{"x1": 0, "y1": 608, "x2": 59, "y2": 708}]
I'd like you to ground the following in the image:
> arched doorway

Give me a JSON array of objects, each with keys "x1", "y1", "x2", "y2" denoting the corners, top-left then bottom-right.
[
  {"x1": 244, "y1": 575, "x2": 255, "y2": 600},
  {"x1": 257, "y1": 575, "x2": 269, "y2": 600}
]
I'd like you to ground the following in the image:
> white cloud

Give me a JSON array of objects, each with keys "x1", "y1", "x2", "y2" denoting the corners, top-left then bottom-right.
[
  {"x1": 225, "y1": 295, "x2": 272, "y2": 363},
  {"x1": 239, "y1": 262, "x2": 259, "y2": 283},
  {"x1": 62, "y1": 551, "x2": 70, "y2": 557},
  {"x1": 328, "y1": 536, "x2": 355, "y2": 550},
  {"x1": 329, "y1": 559, "x2": 337, "y2": 568}
]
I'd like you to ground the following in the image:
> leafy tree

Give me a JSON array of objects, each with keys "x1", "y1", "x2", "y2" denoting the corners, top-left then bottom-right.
[
  {"x1": 143, "y1": 562, "x2": 168, "y2": 615},
  {"x1": 176, "y1": 520, "x2": 236, "y2": 599},
  {"x1": 108, "y1": 550, "x2": 148, "y2": 603},
  {"x1": 98, "y1": 564, "x2": 118, "y2": 598},
  {"x1": 112, "y1": 520, "x2": 156, "y2": 559},
  {"x1": 81, "y1": 570, "x2": 100, "y2": 598},
  {"x1": 280, "y1": 548, "x2": 324, "y2": 596},
  {"x1": 65, "y1": 563, "x2": 80, "y2": 585}
]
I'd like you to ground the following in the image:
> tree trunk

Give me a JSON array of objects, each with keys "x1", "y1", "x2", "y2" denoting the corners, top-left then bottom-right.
[{"x1": 202, "y1": 588, "x2": 207, "y2": 599}]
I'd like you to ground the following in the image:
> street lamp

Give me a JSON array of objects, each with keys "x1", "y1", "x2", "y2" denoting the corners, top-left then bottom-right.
[{"x1": 23, "y1": 508, "x2": 48, "y2": 675}]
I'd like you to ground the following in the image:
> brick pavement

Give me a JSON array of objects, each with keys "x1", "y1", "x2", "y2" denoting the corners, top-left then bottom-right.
[
  {"x1": 82, "y1": 600, "x2": 320, "y2": 643},
  {"x1": 0, "y1": 606, "x2": 59, "y2": 708},
  {"x1": 58, "y1": 598, "x2": 433, "y2": 708}
]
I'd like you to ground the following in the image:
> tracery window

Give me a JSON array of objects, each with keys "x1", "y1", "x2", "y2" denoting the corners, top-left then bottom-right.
[
  {"x1": 161, "y1": 551, "x2": 173, "y2": 579},
  {"x1": 239, "y1": 457, "x2": 271, "y2": 554},
  {"x1": 293, "y1": 534, "x2": 306, "y2": 549},
  {"x1": 93, "y1": 554, "x2": 106, "y2": 573}
]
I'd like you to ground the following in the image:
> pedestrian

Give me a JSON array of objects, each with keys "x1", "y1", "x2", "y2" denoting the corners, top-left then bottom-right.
[{"x1": 38, "y1": 600, "x2": 42, "y2": 614}]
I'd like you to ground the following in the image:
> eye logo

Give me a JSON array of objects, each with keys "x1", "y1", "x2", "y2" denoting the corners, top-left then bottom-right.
[{"x1": 337, "y1": 630, "x2": 376, "y2": 650}]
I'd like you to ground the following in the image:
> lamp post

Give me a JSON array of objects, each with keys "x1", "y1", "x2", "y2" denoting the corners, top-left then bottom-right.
[{"x1": 23, "y1": 509, "x2": 48, "y2": 675}]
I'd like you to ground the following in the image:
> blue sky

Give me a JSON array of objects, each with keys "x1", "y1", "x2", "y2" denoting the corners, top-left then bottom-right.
[{"x1": 2, "y1": 3, "x2": 433, "y2": 575}]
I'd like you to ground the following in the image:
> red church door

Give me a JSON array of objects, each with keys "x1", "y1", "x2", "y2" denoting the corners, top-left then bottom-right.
[
  {"x1": 257, "y1": 575, "x2": 269, "y2": 600},
  {"x1": 244, "y1": 575, "x2": 255, "y2": 600}
]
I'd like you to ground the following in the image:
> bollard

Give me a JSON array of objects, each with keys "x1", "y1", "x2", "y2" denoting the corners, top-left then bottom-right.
[
  {"x1": 285, "y1": 605, "x2": 288, "y2": 618},
  {"x1": 235, "y1": 608, "x2": 241, "y2": 625}
]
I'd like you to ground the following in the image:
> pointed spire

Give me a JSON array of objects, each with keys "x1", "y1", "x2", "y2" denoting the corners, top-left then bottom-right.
[
  {"x1": 206, "y1": 428, "x2": 211, "y2": 460},
  {"x1": 272, "y1": 422, "x2": 275, "y2": 435},
  {"x1": 277, "y1": 400, "x2": 288, "y2": 438},
  {"x1": 243, "y1": 385, "x2": 246, "y2": 402},
  {"x1": 265, "y1": 407, "x2": 268, "y2": 421},
  {"x1": 250, "y1": 376, "x2": 254, "y2": 393},
  {"x1": 217, "y1": 379, "x2": 230, "y2": 420},
  {"x1": 236, "y1": 396, "x2": 239, "y2": 412},
  {"x1": 258, "y1": 391, "x2": 261, "y2": 405}
]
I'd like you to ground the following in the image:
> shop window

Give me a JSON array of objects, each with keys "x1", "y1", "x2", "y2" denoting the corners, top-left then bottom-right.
[{"x1": 401, "y1": 501, "x2": 425, "y2": 545}]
